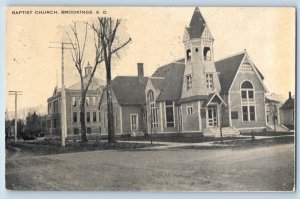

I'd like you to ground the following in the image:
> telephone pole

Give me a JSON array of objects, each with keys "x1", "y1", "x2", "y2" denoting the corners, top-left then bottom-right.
[
  {"x1": 8, "y1": 90, "x2": 22, "y2": 142},
  {"x1": 49, "y1": 42, "x2": 74, "y2": 146}
]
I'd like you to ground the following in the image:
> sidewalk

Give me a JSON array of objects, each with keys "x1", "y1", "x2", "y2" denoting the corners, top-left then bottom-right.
[{"x1": 117, "y1": 134, "x2": 294, "y2": 150}]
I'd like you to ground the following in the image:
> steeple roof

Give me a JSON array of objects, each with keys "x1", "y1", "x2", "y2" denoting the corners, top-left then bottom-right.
[{"x1": 186, "y1": 7, "x2": 207, "y2": 39}]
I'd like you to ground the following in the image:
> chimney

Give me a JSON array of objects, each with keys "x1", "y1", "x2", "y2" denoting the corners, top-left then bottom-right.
[
  {"x1": 85, "y1": 62, "x2": 92, "y2": 76},
  {"x1": 137, "y1": 63, "x2": 144, "y2": 83},
  {"x1": 289, "y1": 91, "x2": 292, "y2": 99}
]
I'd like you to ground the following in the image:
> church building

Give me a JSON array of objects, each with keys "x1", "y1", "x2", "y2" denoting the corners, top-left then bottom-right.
[{"x1": 144, "y1": 7, "x2": 268, "y2": 136}]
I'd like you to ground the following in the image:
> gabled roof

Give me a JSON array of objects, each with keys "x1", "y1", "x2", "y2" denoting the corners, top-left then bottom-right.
[
  {"x1": 265, "y1": 97, "x2": 281, "y2": 104},
  {"x1": 216, "y1": 51, "x2": 265, "y2": 95},
  {"x1": 111, "y1": 76, "x2": 149, "y2": 105},
  {"x1": 202, "y1": 92, "x2": 226, "y2": 107},
  {"x1": 280, "y1": 97, "x2": 294, "y2": 110},
  {"x1": 186, "y1": 7, "x2": 207, "y2": 39},
  {"x1": 215, "y1": 52, "x2": 246, "y2": 94},
  {"x1": 67, "y1": 76, "x2": 103, "y2": 91},
  {"x1": 151, "y1": 59, "x2": 185, "y2": 102}
]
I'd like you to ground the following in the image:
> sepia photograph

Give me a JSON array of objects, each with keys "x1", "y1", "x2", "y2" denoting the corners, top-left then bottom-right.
[{"x1": 5, "y1": 6, "x2": 295, "y2": 191}]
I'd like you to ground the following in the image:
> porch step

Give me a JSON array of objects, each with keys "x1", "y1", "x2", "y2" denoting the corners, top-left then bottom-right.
[
  {"x1": 203, "y1": 127, "x2": 240, "y2": 137},
  {"x1": 267, "y1": 124, "x2": 289, "y2": 132},
  {"x1": 131, "y1": 131, "x2": 145, "y2": 137}
]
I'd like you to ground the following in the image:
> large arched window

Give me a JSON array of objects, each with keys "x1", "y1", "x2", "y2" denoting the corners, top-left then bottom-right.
[
  {"x1": 147, "y1": 90, "x2": 158, "y2": 128},
  {"x1": 241, "y1": 81, "x2": 254, "y2": 101},
  {"x1": 241, "y1": 81, "x2": 255, "y2": 122}
]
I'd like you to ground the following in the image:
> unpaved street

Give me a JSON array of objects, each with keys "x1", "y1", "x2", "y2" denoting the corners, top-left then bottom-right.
[{"x1": 6, "y1": 144, "x2": 295, "y2": 191}]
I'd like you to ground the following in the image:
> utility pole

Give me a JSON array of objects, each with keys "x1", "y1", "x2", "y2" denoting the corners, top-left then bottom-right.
[
  {"x1": 49, "y1": 42, "x2": 74, "y2": 146},
  {"x1": 8, "y1": 90, "x2": 22, "y2": 142}
]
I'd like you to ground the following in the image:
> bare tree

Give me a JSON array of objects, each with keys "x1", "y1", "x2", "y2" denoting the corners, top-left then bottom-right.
[
  {"x1": 90, "y1": 17, "x2": 131, "y2": 144},
  {"x1": 65, "y1": 22, "x2": 104, "y2": 142},
  {"x1": 219, "y1": 103, "x2": 225, "y2": 144}
]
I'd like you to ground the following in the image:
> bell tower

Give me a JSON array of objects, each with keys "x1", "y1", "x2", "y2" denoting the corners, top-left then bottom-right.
[{"x1": 181, "y1": 7, "x2": 220, "y2": 98}]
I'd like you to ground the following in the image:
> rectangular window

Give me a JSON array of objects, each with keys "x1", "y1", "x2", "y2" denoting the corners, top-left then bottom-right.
[
  {"x1": 87, "y1": 127, "x2": 92, "y2": 134},
  {"x1": 206, "y1": 74, "x2": 214, "y2": 90},
  {"x1": 242, "y1": 106, "x2": 248, "y2": 121},
  {"x1": 186, "y1": 75, "x2": 192, "y2": 91},
  {"x1": 150, "y1": 102, "x2": 158, "y2": 128},
  {"x1": 165, "y1": 101, "x2": 174, "y2": 127},
  {"x1": 86, "y1": 97, "x2": 90, "y2": 106},
  {"x1": 73, "y1": 128, "x2": 79, "y2": 135},
  {"x1": 73, "y1": 112, "x2": 77, "y2": 123},
  {"x1": 72, "y1": 97, "x2": 77, "y2": 107},
  {"x1": 93, "y1": 112, "x2": 97, "y2": 122},
  {"x1": 99, "y1": 112, "x2": 101, "y2": 122},
  {"x1": 187, "y1": 106, "x2": 193, "y2": 115},
  {"x1": 131, "y1": 114, "x2": 138, "y2": 130},
  {"x1": 248, "y1": 91, "x2": 254, "y2": 100},
  {"x1": 249, "y1": 106, "x2": 255, "y2": 121},
  {"x1": 86, "y1": 112, "x2": 90, "y2": 123},
  {"x1": 241, "y1": 91, "x2": 247, "y2": 99}
]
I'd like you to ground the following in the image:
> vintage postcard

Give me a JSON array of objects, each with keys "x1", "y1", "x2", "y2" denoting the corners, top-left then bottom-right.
[{"x1": 5, "y1": 7, "x2": 295, "y2": 191}]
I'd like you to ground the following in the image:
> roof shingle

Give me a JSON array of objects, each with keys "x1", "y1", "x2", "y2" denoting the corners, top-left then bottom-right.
[
  {"x1": 152, "y1": 60, "x2": 185, "y2": 102},
  {"x1": 111, "y1": 76, "x2": 149, "y2": 105},
  {"x1": 186, "y1": 7, "x2": 207, "y2": 39},
  {"x1": 215, "y1": 52, "x2": 245, "y2": 94},
  {"x1": 280, "y1": 97, "x2": 294, "y2": 110}
]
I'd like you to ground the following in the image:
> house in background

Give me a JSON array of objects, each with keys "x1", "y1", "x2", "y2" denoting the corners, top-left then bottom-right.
[
  {"x1": 144, "y1": 7, "x2": 268, "y2": 136},
  {"x1": 99, "y1": 63, "x2": 148, "y2": 136},
  {"x1": 46, "y1": 64, "x2": 103, "y2": 138},
  {"x1": 280, "y1": 92, "x2": 295, "y2": 130},
  {"x1": 265, "y1": 97, "x2": 285, "y2": 131}
]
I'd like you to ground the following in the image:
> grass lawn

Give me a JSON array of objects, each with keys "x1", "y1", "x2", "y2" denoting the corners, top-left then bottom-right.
[
  {"x1": 6, "y1": 140, "x2": 159, "y2": 156},
  {"x1": 240, "y1": 131, "x2": 294, "y2": 136},
  {"x1": 175, "y1": 135, "x2": 294, "y2": 150},
  {"x1": 117, "y1": 132, "x2": 249, "y2": 143}
]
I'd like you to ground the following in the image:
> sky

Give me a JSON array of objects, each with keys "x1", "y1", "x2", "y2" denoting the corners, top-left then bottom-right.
[{"x1": 5, "y1": 7, "x2": 295, "y2": 112}]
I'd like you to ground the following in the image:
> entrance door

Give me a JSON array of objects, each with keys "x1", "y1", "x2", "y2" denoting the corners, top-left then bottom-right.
[{"x1": 208, "y1": 106, "x2": 218, "y2": 127}]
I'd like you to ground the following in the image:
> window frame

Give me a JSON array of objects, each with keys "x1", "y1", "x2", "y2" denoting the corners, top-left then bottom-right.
[
  {"x1": 165, "y1": 101, "x2": 174, "y2": 127},
  {"x1": 73, "y1": 112, "x2": 78, "y2": 123},
  {"x1": 205, "y1": 73, "x2": 214, "y2": 91},
  {"x1": 186, "y1": 74, "x2": 192, "y2": 92},
  {"x1": 187, "y1": 105, "x2": 193, "y2": 115},
  {"x1": 93, "y1": 112, "x2": 97, "y2": 122},
  {"x1": 148, "y1": 90, "x2": 158, "y2": 128},
  {"x1": 240, "y1": 80, "x2": 256, "y2": 122},
  {"x1": 86, "y1": 112, "x2": 90, "y2": 123},
  {"x1": 130, "y1": 114, "x2": 139, "y2": 131}
]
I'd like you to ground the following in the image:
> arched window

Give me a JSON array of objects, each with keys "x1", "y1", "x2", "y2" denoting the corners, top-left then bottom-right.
[
  {"x1": 203, "y1": 47, "x2": 211, "y2": 61},
  {"x1": 186, "y1": 49, "x2": 191, "y2": 61},
  {"x1": 241, "y1": 81, "x2": 255, "y2": 122},
  {"x1": 147, "y1": 90, "x2": 158, "y2": 128}
]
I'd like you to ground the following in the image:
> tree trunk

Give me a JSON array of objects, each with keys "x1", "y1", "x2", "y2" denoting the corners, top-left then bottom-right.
[
  {"x1": 106, "y1": 65, "x2": 116, "y2": 144},
  {"x1": 219, "y1": 105, "x2": 224, "y2": 144},
  {"x1": 80, "y1": 91, "x2": 88, "y2": 142}
]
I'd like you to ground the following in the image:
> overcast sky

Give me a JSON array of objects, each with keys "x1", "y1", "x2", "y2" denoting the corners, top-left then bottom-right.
[{"x1": 5, "y1": 7, "x2": 295, "y2": 112}]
